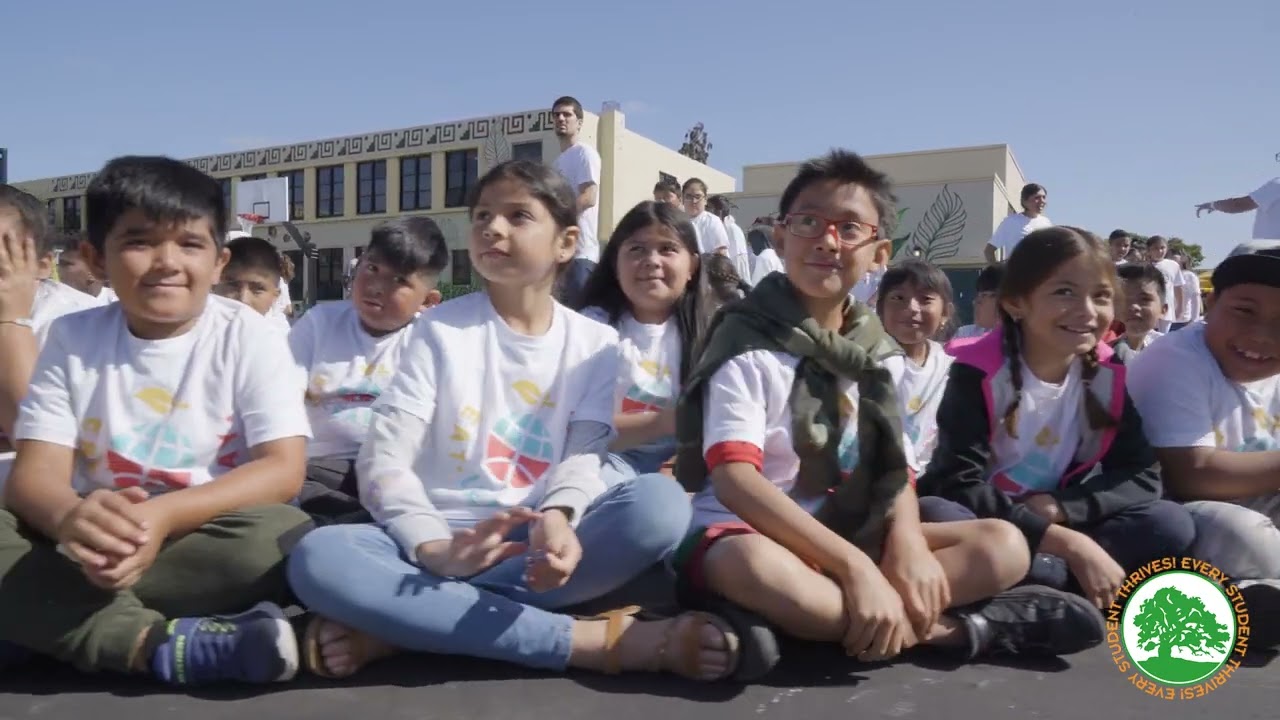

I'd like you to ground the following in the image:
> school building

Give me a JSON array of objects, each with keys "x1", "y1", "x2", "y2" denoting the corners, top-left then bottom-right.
[
  {"x1": 13, "y1": 104, "x2": 735, "y2": 301},
  {"x1": 725, "y1": 143, "x2": 1030, "y2": 322}
]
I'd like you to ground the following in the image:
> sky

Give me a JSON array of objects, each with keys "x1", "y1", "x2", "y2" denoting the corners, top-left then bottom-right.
[{"x1": 2, "y1": 0, "x2": 1275, "y2": 266}]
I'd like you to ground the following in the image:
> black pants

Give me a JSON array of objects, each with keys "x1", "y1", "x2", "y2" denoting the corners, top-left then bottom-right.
[{"x1": 296, "y1": 459, "x2": 371, "y2": 527}]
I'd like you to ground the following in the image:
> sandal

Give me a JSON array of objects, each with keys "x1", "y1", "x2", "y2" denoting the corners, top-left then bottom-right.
[
  {"x1": 585, "y1": 606, "x2": 745, "y2": 681},
  {"x1": 301, "y1": 615, "x2": 392, "y2": 679}
]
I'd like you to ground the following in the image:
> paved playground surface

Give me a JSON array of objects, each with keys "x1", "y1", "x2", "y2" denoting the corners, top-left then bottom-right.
[{"x1": 2, "y1": 641, "x2": 1275, "y2": 720}]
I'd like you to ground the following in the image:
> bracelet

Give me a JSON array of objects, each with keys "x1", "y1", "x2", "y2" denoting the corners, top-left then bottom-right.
[{"x1": 0, "y1": 319, "x2": 33, "y2": 329}]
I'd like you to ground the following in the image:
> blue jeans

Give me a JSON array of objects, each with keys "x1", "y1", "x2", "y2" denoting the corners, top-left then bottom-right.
[
  {"x1": 286, "y1": 474, "x2": 692, "y2": 671},
  {"x1": 601, "y1": 439, "x2": 676, "y2": 488}
]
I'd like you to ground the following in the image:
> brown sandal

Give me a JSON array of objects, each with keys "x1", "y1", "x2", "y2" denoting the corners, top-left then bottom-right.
[
  {"x1": 586, "y1": 606, "x2": 741, "y2": 681},
  {"x1": 302, "y1": 615, "x2": 393, "y2": 679}
]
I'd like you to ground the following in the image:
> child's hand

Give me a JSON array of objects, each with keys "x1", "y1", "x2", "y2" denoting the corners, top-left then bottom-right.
[
  {"x1": 1023, "y1": 494, "x2": 1065, "y2": 524},
  {"x1": 525, "y1": 509, "x2": 581, "y2": 592},
  {"x1": 88, "y1": 498, "x2": 172, "y2": 591},
  {"x1": 0, "y1": 230, "x2": 38, "y2": 322},
  {"x1": 415, "y1": 508, "x2": 536, "y2": 578},
  {"x1": 55, "y1": 487, "x2": 152, "y2": 573},
  {"x1": 880, "y1": 536, "x2": 951, "y2": 641},
  {"x1": 1063, "y1": 532, "x2": 1125, "y2": 609},
  {"x1": 837, "y1": 562, "x2": 916, "y2": 662}
]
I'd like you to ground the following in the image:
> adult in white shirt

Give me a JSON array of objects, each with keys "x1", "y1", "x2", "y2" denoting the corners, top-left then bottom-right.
[
  {"x1": 551, "y1": 95, "x2": 602, "y2": 304},
  {"x1": 984, "y1": 183, "x2": 1051, "y2": 262},
  {"x1": 1195, "y1": 176, "x2": 1280, "y2": 239},
  {"x1": 1145, "y1": 235, "x2": 1185, "y2": 333},
  {"x1": 681, "y1": 178, "x2": 730, "y2": 256},
  {"x1": 706, "y1": 195, "x2": 751, "y2": 280}
]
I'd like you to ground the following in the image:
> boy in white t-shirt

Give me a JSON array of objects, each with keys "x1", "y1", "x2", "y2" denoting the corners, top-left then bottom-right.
[
  {"x1": 290, "y1": 216, "x2": 447, "y2": 524},
  {"x1": 214, "y1": 235, "x2": 285, "y2": 322},
  {"x1": 0, "y1": 156, "x2": 313, "y2": 686},
  {"x1": 1127, "y1": 245, "x2": 1280, "y2": 646},
  {"x1": 0, "y1": 187, "x2": 102, "y2": 443},
  {"x1": 1109, "y1": 263, "x2": 1166, "y2": 364},
  {"x1": 674, "y1": 150, "x2": 1101, "y2": 664},
  {"x1": 1144, "y1": 236, "x2": 1184, "y2": 333}
]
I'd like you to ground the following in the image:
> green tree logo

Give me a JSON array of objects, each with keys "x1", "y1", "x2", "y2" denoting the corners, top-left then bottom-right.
[{"x1": 1121, "y1": 571, "x2": 1236, "y2": 685}]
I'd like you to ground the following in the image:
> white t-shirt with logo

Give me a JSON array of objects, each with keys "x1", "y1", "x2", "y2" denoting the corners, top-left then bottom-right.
[
  {"x1": 1127, "y1": 324, "x2": 1280, "y2": 511},
  {"x1": 368, "y1": 292, "x2": 618, "y2": 531},
  {"x1": 694, "y1": 349, "x2": 917, "y2": 527},
  {"x1": 14, "y1": 296, "x2": 311, "y2": 497},
  {"x1": 1152, "y1": 258, "x2": 1184, "y2": 323},
  {"x1": 690, "y1": 211, "x2": 730, "y2": 256},
  {"x1": 553, "y1": 142, "x2": 602, "y2": 262},
  {"x1": 988, "y1": 213, "x2": 1053, "y2": 256},
  {"x1": 290, "y1": 301, "x2": 418, "y2": 460},
  {"x1": 1178, "y1": 270, "x2": 1201, "y2": 323},
  {"x1": 1249, "y1": 178, "x2": 1280, "y2": 240},
  {"x1": 986, "y1": 360, "x2": 1085, "y2": 498},
  {"x1": 892, "y1": 341, "x2": 953, "y2": 472}
]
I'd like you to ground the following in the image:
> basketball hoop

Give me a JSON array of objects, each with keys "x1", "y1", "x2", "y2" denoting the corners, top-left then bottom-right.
[{"x1": 236, "y1": 213, "x2": 267, "y2": 235}]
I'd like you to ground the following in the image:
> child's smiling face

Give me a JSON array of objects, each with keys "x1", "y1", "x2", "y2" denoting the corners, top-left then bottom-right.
[
  {"x1": 773, "y1": 179, "x2": 888, "y2": 307},
  {"x1": 1205, "y1": 284, "x2": 1280, "y2": 383},
  {"x1": 1121, "y1": 278, "x2": 1164, "y2": 338},
  {"x1": 880, "y1": 280, "x2": 948, "y2": 349}
]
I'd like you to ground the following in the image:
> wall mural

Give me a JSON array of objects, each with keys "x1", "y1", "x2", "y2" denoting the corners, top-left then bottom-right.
[
  {"x1": 891, "y1": 184, "x2": 967, "y2": 263},
  {"x1": 47, "y1": 110, "x2": 552, "y2": 193}
]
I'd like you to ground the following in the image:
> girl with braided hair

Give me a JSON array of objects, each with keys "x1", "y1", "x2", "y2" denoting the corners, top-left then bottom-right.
[{"x1": 917, "y1": 227, "x2": 1195, "y2": 611}]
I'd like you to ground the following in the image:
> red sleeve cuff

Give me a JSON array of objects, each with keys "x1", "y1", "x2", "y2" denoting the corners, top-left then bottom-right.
[{"x1": 706, "y1": 441, "x2": 763, "y2": 473}]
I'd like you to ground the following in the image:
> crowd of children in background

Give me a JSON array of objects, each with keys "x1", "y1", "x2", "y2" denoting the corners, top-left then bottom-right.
[{"x1": 0, "y1": 133, "x2": 1276, "y2": 692}]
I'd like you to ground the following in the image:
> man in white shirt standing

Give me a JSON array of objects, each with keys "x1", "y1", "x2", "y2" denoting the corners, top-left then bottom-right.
[
  {"x1": 1195, "y1": 176, "x2": 1280, "y2": 239},
  {"x1": 551, "y1": 96, "x2": 601, "y2": 305}
]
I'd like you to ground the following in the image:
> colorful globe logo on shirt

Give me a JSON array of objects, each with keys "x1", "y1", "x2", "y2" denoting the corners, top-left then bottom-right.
[{"x1": 483, "y1": 413, "x2": 554, "y2": 488}]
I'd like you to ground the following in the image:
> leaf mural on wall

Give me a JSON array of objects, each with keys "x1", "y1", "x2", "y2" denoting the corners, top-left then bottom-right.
[
  {"x1": 890, "y1": 207, "x2": 913, "y2": 258},
  {"x1": 482, "y1": 126, "x2": 512, "y2": 169},
  {"x1": 908, "y1": 185, "x2": 966, "y2": 262}
]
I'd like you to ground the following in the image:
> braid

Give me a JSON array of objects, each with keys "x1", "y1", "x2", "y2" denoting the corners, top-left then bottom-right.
[
  {"x1": 1001, "y1": 313, "x2": 1024, "y2": 439},
  {"x1": 1080, "y1": 345, "x2": 1118, "y2": 430}
]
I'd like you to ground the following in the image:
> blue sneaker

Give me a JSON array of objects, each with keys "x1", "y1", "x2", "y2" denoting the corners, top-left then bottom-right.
[{"x1": 150, "y1": 602, "x2": 299, "y2": 685}]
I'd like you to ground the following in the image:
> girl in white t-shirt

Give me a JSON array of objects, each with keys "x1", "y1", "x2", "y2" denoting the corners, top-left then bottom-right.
[
  {"x1": 575, "y1": 201, "x2": 739, "y2": 482},
  {"x1": 920, "y1": 227, "x2": 1195, "y2": 610},
  {"x1": 288, "y1": 160, "x2": 762, "y2": 683},
  {"x1": 681, "y1": 178, "x2": 730, "y2": 256},
  {"x1": 875, "y1": 259, "x2": 956, "y2": 472},
  {"x1": 289, "y1": 217, "x2": 448, "y2": 524}
]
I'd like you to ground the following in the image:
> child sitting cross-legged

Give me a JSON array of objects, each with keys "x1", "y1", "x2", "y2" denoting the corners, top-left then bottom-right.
[
  {"x1": 0, "y1": 156, "x2": 314, "y2": 686},
  {"x1": 919, "y1": 227, "x2": 1196, "y2": 612},
  {"x1": 287, "y1": 161, "x2": 769, "y2": 683},
  {"x1": 1126, "y1": 245, "x2": 1280, "y2": 647},
  {"x1": 674, "y1": 150, "x2": 1104, "y2": 666},
  {"x1": 289, "y1": 217, "x2": 446, "y2": 525}
]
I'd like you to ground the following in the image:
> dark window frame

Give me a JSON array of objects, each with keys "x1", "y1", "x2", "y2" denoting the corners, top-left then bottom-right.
[
  {"x1": 62, "y1": 196, "x2": 82, "y2": 231},
  {"x1": 357, "y1": 160, "x2": 387, "y2": 215},
  {"x1": 512, "y1": 142, "x2": 543, "y2": 163},
  {"x1": 283, "y1": 169, "x2": 305, "y2": 221},
  {"x1": 400, "y1": 155, "x2": 433, "y2": 211},
  {"x1": 316, "y1": 165, "x2": 345, "y2": 218},
  {"x1": 445, "y1": 149, "x2": 479, "y2": 208}
]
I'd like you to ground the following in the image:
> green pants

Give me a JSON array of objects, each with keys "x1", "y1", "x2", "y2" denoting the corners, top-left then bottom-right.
[{"x1": 0, "y1": 504, "x2": 313, "y2": 674}]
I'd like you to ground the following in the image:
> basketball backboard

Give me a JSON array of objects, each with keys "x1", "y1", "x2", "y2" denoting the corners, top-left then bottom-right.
[{"x1": 235, "y1": 177, "x2": 290, "y2": 224}]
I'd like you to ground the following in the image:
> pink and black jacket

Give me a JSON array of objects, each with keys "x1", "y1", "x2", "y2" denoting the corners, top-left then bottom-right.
[{"x1": 917, "y1": 327, "x2": 1162, "y2": 549}]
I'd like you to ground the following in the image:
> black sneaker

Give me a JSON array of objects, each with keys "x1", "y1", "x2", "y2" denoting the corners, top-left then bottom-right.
[
  {"x1": 956, "y1": 585, "x2": 1105, "y2": 658},
  {"x1": 1240, "y1": 581, "x2": 1280, "y2": 650}
]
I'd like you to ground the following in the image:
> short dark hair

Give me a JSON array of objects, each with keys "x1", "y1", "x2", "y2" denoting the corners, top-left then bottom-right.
[
  {"x1": 1117, "y1": 261, "x2": 1167, "y2": 297},
  {"x1": 225, "y1": 236, "x2": 283, "y2": 281},
  {"x1": 0, "y1": 184, "x2": 52, "y2": 256},
  {"x1": 551, "y1": 96, "x2": 584, "y2": 120},
  {"x1": 1146, "y1": 234, "x2": 1168, "y2": 247},
  {"x1": 706, "y1": 195, "x2": 733, "y2": 217},
  {"x1": 876, "y1": 258, "x2": 955, "y2": 316},
  {"x1": 653, "y1": 179, "x2": 680, "y2": 195},
  {"x1": 366, "y1": 216, "x2": 449, "y2": 277},
  {"x1": 86, "y1": 156, "x2": 226, "y2": 252},
  {"x1": 976, "y1": 262, "x2": 1005, "y2": 293},
  {"x1": 682, "y1": 177, "x2": 708, "y2": 196},
  {"x1": 1108, "y1": 229, "x2": 1131, "y2": 242},
  {"x1": 1020, "y1": 183, "x2": 1046, "y2": 209},
  {"x1": 778, "y1": 149, "x2": 897, "y2": 235},
  {"x1": 55, "y1": 231, "x2": 85, "y2": 255}
]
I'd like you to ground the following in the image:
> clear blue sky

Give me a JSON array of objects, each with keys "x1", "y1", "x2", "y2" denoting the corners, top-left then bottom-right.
[{"x1": 3, "y1": 0, "x2": 1274, "y2": 265}]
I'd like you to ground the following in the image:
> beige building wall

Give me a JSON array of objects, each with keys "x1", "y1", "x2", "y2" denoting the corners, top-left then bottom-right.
[{"x1": 726, "y1": 144, "x2": 1031, "y2": 268}]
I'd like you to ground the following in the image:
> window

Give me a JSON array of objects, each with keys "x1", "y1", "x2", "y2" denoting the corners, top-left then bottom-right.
[
  {"x1": 658, "y1": 171, "x2": 678, "y2": 186},
  {"x1": 242, "y1": 173, "x2": 266, "y2": 182},
  {"x1": 218, "y1": 178, "x2": 232, "y2": 214},
  {"x1": 316, "y1": 248, "x2": 346, "y2": 300},
  {"x1": 400, "y1": 155, "x2": 432, "y2": 211},
  {"x1": 46, "y1": 199, "x2": 57, "y2": 227},
  {"x1": 450, "y1": 249, "x2": 472, "y2": 286},
  {"x1": 512, "y1": 142, "x2": 543, "y2": 163},
  {"x1": 283, "y1": 170, "x2": 305, "y2": 220},
  {"x1": 445, "y1": 149, "x2": 478, "y2": 208},
  {"x1": 62, "y1": 197, "x2": 81, "y2": 231},
  {"x1": 357, "y1": 160, "x2": 387, "y2": 215},
  {"x1": 316, "y1": 165, "x2": 344, "y2": 218}
]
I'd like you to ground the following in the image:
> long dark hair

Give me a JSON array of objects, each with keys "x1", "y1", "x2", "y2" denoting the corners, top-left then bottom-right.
[
  {"x1": 576, "y1": 201, "x2": 742, "y2": 383},
  {"x1": 997, "y1": 226, "x2": 1117, "y2": 438}
]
